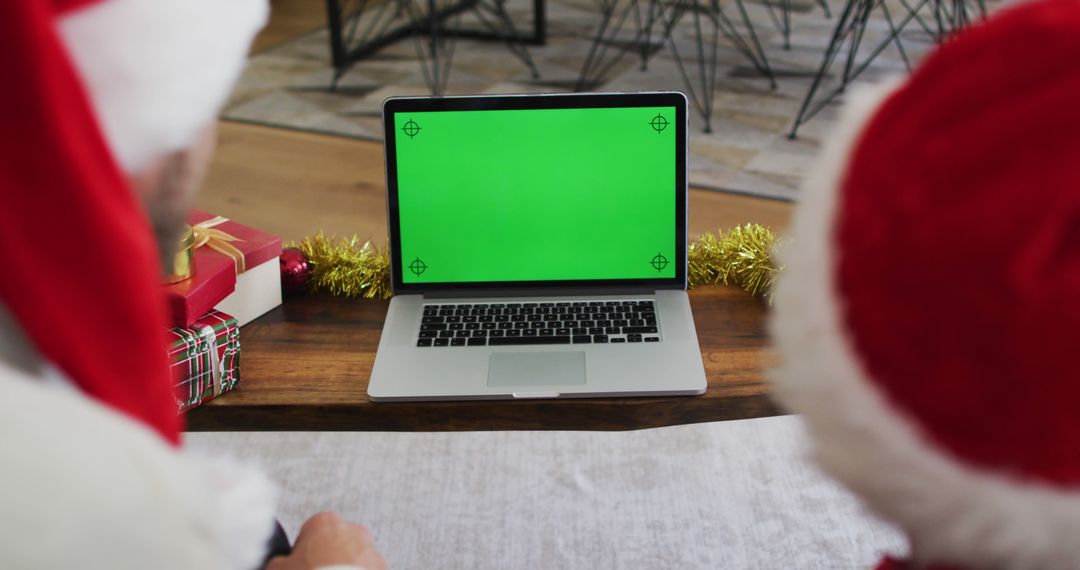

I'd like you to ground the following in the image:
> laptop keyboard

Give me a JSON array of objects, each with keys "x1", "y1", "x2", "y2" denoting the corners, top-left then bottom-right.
[{"x1": 415, "y1": 300, "x2": 660, "y2": 347}]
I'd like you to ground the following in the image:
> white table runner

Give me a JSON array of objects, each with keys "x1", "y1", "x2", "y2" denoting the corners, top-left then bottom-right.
[{"x1": 186, "y1": 415, "x2": 904, "y2": 569}]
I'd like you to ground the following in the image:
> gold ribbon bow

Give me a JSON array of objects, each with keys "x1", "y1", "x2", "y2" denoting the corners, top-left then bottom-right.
[
  {"x1": 197, "y1": 323, "x2": 225, "y2": 397},
  {"x1": 192, "y1": 216, "x2": 246, "y2": 274}
]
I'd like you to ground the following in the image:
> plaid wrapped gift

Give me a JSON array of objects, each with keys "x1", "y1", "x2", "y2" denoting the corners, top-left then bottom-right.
[{"x1": 168, "y1": 310, "x2": 240, "y2": 412}]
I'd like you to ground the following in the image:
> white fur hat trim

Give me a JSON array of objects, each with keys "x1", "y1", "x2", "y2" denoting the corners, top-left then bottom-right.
[{"x1": 57, "y1": 0, "x2": 268, "y2": 174}]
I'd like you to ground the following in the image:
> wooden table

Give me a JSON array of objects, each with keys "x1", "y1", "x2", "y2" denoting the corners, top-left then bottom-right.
[{"x1": 184, "y1": 285, "x2": 781, "y2": 432}]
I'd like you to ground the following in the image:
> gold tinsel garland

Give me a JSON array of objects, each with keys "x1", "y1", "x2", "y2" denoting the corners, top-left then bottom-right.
[
  {"x1": 295, "y1": 234, "x2": 392, "y2": 300},
  {"x1": 687, "y1": 224, "x2": 780, "y2": 298},
  {"x1": 294, "y1": 224, "x2": 779, "y2": 301}
]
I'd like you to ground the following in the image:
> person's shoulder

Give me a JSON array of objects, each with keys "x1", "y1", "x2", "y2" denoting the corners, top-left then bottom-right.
[{"x1": 0, "y1": 363, "x2": 278, "y2": 570}]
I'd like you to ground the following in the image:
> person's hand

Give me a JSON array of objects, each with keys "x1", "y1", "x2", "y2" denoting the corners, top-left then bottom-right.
[{"x1": 266, "y1": 512, "x2": 387, "y2": 570}]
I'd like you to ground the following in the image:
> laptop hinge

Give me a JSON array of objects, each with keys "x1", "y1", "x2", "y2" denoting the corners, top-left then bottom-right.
[{"x1": 422, "y1": 287, "x2": 660, "y2": 299}]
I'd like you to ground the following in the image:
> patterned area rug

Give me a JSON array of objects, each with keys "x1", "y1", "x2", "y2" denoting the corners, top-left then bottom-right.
[{"x1": 226, "y1": 0, "x2": 938, "y2": 200}]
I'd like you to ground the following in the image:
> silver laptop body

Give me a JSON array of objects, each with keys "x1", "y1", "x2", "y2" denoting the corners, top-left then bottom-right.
[{"x1": 369, "y1": 92, "x2": 706, "y2": 401}]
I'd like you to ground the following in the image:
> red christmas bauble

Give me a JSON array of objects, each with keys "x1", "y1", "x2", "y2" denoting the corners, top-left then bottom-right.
[{"x1": 279, "y1": 247, "x2": 312, "y2": 295}]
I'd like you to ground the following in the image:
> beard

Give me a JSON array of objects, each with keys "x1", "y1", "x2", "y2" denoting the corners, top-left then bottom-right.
[
  {"x1": 135, "y1": 125, "x2": 217, "y2": 275},
  {"x1": 139, "y1": 151, "x2": 201, "y2": 275}
]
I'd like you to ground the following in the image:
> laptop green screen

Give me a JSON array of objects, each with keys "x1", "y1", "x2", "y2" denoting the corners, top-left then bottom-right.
[{"x1": 393, "y1": 105, "x2": 677, "y2": 284}]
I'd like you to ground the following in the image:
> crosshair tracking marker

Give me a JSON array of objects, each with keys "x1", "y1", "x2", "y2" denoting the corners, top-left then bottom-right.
[
  {"x1": 409, "y1": 257, "x2": 427, "y2": 276},
  {"x1": 402, "y1": 119, "x2": 421, "y2": 139},
  {"x1": 649, "y1": 114, "x2": 669, "y2": 134},
  {"x1": 651, "y1": 253, "x2": 669, "y2": 271}
]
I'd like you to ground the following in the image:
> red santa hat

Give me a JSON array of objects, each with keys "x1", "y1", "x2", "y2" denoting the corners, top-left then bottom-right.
[
  {"x1": 0, "y1": 0, "x2": 265, "y2": 444},
  {"x1": 770, "y1": 0, "x2": 1080, "y2": 568}
]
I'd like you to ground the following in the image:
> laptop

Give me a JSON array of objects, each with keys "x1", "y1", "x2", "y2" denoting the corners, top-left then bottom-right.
[{"x1": 368, "y1": 92, "x2": 706, "y2": 401}]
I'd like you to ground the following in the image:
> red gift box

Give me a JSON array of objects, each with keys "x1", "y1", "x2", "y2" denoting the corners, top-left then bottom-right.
[
  {"x1": 164, "y1": 245, "x2": 235, "y2": 328},
  {"x1": 188, "y1": 210, "x2": 282, "y2": 271},
  {"x1": 163, "y1": 211, "x2": 283, "y2": 328}
]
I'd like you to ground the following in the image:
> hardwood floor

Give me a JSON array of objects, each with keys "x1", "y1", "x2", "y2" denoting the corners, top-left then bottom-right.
[
  {"x1": 250, "y1": 0, "x2": 327, "y2": 53},
  {"x1": 200, "y1": 1, "x2": 793, "y2": 244},
  {"x1": 199, "y1": 122, "x2": 390, "y2": 244}
]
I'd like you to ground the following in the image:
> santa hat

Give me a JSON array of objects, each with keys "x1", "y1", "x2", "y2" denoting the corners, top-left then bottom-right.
[
  {"x1": 0, "y1": 0, "x2": 265, "y2": 444},
  {"x1": 769, "y1": 0, "x2": 1080, "y2": 568}
]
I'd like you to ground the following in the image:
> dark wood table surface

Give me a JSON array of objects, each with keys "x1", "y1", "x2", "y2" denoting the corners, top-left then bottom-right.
[{"x1": 184, "y1": 286, "x2": 782, "y2": 432}]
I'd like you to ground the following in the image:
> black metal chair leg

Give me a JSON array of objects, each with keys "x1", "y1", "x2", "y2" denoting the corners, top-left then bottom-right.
[{"x1": 787, "y1": 0, "x2": 861, "y2": 138}]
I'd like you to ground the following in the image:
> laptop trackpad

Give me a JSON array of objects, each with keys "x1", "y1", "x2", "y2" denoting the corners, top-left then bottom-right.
[{"x1": 488, "y1": 352, "x2": 586, "y2": 387}]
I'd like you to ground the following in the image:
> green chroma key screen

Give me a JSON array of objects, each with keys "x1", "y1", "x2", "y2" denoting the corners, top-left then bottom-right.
[{"x1": 393, "y1": 105, "x2": 677, "y2": 284}]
